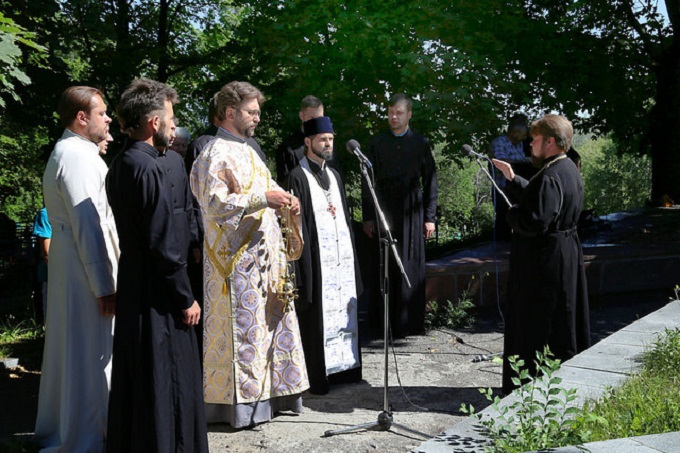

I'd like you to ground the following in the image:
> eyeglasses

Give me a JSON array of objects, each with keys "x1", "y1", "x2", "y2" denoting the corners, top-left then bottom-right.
[{"x1": 238, "y1": 108, "x2": 261, "y2": 119}]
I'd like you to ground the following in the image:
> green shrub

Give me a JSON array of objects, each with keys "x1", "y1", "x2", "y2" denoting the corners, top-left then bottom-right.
[
  {"x1": 578, "y1": 136, "x2": 652, "y2": 214},
  {"x1": 461, "y1": 347, "x2": 590, "y2": 452},
  {"x1": 0, "y1": 316, "x2": 42, "y2": 346},
  {"x1": 425, "y1": 277, "x2": 476, "y2": 330},
  {"x1": 425, "y1": 298, "x2": 475, "y2": 330}
]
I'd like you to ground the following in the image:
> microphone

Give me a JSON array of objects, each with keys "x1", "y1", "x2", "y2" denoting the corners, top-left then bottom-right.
[
  {"x1": 462, "y1": 144, "x2": 489, "y2": 161},
  {"x1": 346, "y1": 139, "x2": 373, "y2": 169}
]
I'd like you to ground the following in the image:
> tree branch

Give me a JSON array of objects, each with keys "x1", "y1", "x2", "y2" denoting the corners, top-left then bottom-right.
[{"x1": 621, "y1": 0, "x2": 658, "y2": 59}]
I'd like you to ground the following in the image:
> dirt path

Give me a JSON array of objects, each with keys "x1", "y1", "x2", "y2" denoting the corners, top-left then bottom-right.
[{"x1": 205, "y1": 323, "x2": 504, "y2": 453}]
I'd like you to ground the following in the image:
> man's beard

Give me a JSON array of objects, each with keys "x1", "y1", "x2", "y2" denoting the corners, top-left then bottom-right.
[
  {"x1": 153, "y1": 120, "x2": 171, "y2": 149},
  {"x1": 87, "y1": 124, "x2": 108, "y2": 144},
  {"x1": 234, "y1": 113, "x2": 255, "y2": 138},
  {"x1": 240, "y1": 124, "x2": 255, "y2": 138},
  {"x1": 313, "y1": 147, "x2": 333, "y2": 161}
]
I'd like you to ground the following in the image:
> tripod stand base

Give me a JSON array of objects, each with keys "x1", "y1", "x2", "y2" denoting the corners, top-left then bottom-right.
[{"x1": 323, "y1": 411, "x2": 432, "y2": 439}]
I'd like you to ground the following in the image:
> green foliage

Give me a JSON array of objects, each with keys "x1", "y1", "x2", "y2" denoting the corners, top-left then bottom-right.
[
  {"x1": 0, "y1": 316, "x2": 42, "y2": 347},
  {"x1": 460, "y1": 347, "x2": 586, "y2": 452},
  {"x1": 0, "y1": 11, "x2": 45, "y2": 107},
  {"x1": 459, "y1": 328, "x2": 680, "y2": 450},
  {"x1": 0, "y1": 126, "x2": 49, "y2": 222},
  {"x1": 643, "y1": 327, "x2": 680, "y2": 376},
  {"x1": 0, "y1": 0, "x2": 674, "y2": 230},
  {"x1": 0, "y1": 10, "x2": 48, "y2": 221},
  {"x1": 435, "y1": 150, "x2": 495, "y2": 242},
  {"x1": 425, "y1": 298, "x2": 475, "y2": 330},
  {"x1": 425, "y1": 277, "x2": 476, "y2": 330},
  {"x1": 579, "y1": 136, "x2": 652, "y2": 213},
  {"x1": 575, "y1": 328, "x2": 680, "y2": 442}
]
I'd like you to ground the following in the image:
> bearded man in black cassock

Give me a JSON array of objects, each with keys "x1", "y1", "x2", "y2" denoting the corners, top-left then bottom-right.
[
  {"x1": 492, "y1": 114, "x2": 591, "y2": 394},
  {"x1": 276, "y1": 95, "x2": 324, "y2": 185},
  {"x1": 288, "y1": 116, "x2": 363, "y2": 395},
  {"x1": 105, "y1": 78, "x2": 208, "y2": 452},
  {"x1": 361, "y1": 93, "x2": 438, "y2": 339}
]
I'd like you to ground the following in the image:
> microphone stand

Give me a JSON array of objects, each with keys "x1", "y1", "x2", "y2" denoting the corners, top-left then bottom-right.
[
  {"x1": 469, "y1": 153, "x2": 512, "y2": 208},
  {"x1": 324, "y1": 158, "x2": 431, "y2": 440}
]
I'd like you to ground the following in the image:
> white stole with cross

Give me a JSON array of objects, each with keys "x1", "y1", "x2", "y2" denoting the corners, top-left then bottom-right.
[{"x1": 300, "y1": 157, "x2": 360, "y2": 374}]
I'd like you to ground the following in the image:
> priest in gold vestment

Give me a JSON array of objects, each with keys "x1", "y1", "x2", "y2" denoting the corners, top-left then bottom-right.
[{"x1": 190, "y1": 81, "x2": 309, "y2": 428}]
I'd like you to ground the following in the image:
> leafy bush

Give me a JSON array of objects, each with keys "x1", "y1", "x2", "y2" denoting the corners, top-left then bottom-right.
[
  {"x1": 0, "y1": 317, "x2": 42, "y2": 345},
  {"x1": 459, "y1": 328, "x2": 680, "y2": 451},
  {"x1": 461, "y1": 347, "x2": 589, "y2": 452},
  {"x1": 578, "y1": 136, "x2": 652, "y2": 214},
  {"x1": 426, "y1": 298, "x2": 475, "y2": 330},
  {"x1": 425, "y1": 277, "x2": 476, "y2": 330},
  {"x1": 434, "y1": 152, "x2": 494, "y2": 243},
  {"x1": 0, "y1": 316, "x2": 42, "y2": 359},
  {"x1": 0, "y1": 126, "x2": 50, "y2": 222}
]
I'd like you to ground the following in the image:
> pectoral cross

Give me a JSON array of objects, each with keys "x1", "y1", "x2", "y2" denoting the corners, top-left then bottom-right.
[{"x1": 327, "y1": 202, "x2": 337, "y2": 218}]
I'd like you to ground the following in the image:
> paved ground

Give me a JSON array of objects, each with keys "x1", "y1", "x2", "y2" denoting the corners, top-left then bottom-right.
[{"x1": 1, "y1": 290, "x2": 670, "y2": 453}]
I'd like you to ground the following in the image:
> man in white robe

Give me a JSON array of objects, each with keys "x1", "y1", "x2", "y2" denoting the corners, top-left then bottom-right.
[
  {"x1": 36, "y1": 86, "x2": 119, "y2": 452},
  {"x1": 190, "y1": 81, "x2": 309, "y2": 428}
]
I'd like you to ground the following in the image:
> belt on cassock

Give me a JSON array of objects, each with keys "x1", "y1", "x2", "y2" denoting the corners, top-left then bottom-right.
[{"x1": 547, "y1": 226, "x2": 577, "y2": 237}]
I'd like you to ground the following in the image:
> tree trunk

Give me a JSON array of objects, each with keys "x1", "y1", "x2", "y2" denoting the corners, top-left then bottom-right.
[
  {"x1": 157, "y1": 0, "x2": 170, "y2": 82},
  {"x1": 111, "y1": 0, "x2": 133, "y2": 99},
  {"x1": 650, "y1": 3, "x2": 680, "y2": 204}
]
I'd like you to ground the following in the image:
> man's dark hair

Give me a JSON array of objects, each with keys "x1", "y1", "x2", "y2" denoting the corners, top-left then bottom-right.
[
  {"x1": 388, "y1": 93, "x2": 412, "y2": 111},
  {"x1": 57, "y1": 86, "x2": 104, "y2": 128},
  {"x1": 531, "y1": 114, "x2": 573, "y2": 151},
  {"x1": 117, "y1": 78, "x2": 178, "y2": 133},
  {"x1": 215, "y1": 81, "x2": 265, "y2": 122},
  {"x1": 508, "y1": 112, "x2": 529, "y2": 133},
  {"x1": 300, "y1": 95, "x2": 323, "y2": 111}
]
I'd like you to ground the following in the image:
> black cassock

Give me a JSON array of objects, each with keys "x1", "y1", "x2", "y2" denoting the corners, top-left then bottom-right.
[
  {"x1": 503, "y1": 154, "x2": 591, "y2": 393},
  {"x1": 362, "y1": 129, "x2": 438, "y2": 338},
  {"x1": 276, "y1": 128, "x2": 306, "y2": 185},
  {"x1": 105, "y1": 141, "x2": 208, "y2": 452},
  {"x1": 288, "y1": 161, "x2": 363, "y2": 395}
]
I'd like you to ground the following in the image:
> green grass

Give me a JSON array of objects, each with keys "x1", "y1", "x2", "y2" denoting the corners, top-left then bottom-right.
[
  {"x1": 575, "y1": 328, "x2": 680, "y2": 442},
  {"x1": 0, "y1": 316, "x2": 43, "y2": 358},
  {"x1": 460, "y1": 328, "x2": 680, "y2": 452}
]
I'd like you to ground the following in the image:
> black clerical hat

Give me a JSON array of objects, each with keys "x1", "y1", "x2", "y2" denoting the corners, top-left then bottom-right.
[{"x1": 303, "y1": 116, "x2": 334, "y2": 137}]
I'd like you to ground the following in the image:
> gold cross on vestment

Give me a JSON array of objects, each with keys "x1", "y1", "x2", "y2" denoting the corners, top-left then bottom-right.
[{"x1": 217, "y1": 245, "x2": 230, "y2": 262}]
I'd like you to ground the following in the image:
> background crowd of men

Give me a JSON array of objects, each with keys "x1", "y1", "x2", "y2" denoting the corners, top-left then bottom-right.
[{"x1": 34, "y1": 77, "x2": 590, "y2": 452}]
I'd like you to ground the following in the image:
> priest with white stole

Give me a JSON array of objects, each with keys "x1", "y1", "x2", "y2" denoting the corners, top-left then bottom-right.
[{"x1": 288, "y1": 116, "x2": 363, "y2": 395}]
